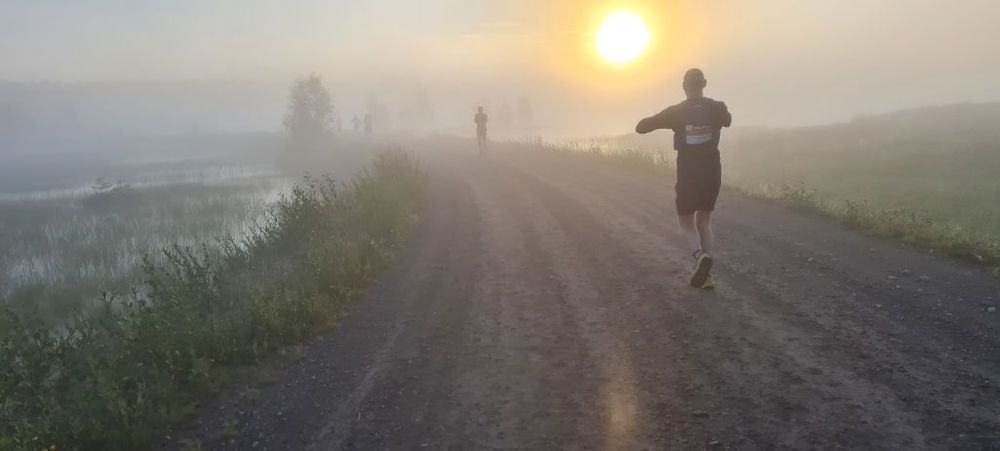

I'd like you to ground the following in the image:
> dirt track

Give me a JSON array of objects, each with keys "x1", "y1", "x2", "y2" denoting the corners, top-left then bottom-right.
[{"x1": 172, "y1": 141, "x2": 1000, "y2": 450}]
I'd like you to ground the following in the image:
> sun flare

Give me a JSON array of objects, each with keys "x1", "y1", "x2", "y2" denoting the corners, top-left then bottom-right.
[{"x1": 596, "y1": 10, "x2": 651, "y2": 64}]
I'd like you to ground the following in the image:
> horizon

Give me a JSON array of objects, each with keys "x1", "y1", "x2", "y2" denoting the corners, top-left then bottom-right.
[{"x1": 3, "y1": 0, "x2": 1000, "y2": 134}]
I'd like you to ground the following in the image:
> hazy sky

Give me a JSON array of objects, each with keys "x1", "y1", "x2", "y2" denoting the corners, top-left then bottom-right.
[{"x1": 3, "y1": 0, "x2": 1000, "y2": 132}]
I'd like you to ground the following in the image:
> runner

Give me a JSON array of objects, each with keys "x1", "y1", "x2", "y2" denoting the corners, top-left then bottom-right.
[
  {"x1": 474, "y1": 106, "x2": 489, "y2": 154},
  {"x1": 352, "y1": 115, "x2": 360, "y2": 133},
  {"x1": 635, "y1": 68, "x2": 732, "y2": 289}
]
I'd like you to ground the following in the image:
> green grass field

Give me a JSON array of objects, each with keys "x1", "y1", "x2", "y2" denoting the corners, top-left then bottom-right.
[
  {"x1": 722, "y1": 105, "x2": 1000, "y2": 240},
  {"x1": 565, "y1": 103, "x2": 1000, "y2": 265}
]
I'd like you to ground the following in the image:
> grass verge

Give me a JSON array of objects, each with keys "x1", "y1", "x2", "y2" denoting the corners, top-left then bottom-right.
[
  {"x1": 529, "y1": 140, "x2": 1000, "y2": 267},
  {"x1": 741, "y1": 183, "x2": 1000, "y2": 265},
  {"x1": 0, "y1": 150, "x2": 427, "y2": 450}
]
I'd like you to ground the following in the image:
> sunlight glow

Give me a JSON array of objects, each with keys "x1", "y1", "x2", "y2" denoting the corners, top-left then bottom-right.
[{"x1": 596, "y1": 11, "x2": 651, "y2": 64}]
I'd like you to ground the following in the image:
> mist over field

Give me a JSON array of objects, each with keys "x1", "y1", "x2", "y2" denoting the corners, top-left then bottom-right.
[
  {"x1": 4, "y1": 0, "x2": 1000, "y2": 148},
  {"x1": 3, "y1": 1, "x2": 1000, "y2": 449}
]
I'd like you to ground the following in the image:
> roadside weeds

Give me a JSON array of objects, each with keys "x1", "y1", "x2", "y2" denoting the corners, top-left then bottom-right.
[{"x1": 0, "y1": 150, "x2": 427, "y2": 451}]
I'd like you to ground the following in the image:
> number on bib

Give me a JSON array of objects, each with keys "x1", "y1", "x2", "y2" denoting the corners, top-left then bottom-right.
[{"x1": 685, "y1": 125, "x2": 712, "y2": 145}]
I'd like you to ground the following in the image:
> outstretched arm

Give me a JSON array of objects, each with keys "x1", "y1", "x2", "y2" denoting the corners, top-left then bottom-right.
[
  {"x1": 719, "y1": 102, "x2": 732, "y2": 127},
  {"x1": 635, "y1": 108, "x2": 674, "y2": 134}
]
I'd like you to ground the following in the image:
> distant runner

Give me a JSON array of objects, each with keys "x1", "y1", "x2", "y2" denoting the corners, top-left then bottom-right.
[
  {"x1": 635, "y1": 68, "x2": 732, "y2": 289},
  {"x1": 474, "y1": 106, "x2": 488, "y2": 154}
]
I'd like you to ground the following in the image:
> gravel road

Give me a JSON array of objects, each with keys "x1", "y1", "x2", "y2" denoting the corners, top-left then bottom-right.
[{"x1": 169, "y1": 141, "x2": 1000, "y2": 450}]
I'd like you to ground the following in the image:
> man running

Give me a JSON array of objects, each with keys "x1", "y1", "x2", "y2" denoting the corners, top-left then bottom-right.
[
  {"x1": 474, "y1": 106, "x2": 488, "y2": 154},
  {"x1": 635, "y1": 68, "x2": 732, "y2": 289}
]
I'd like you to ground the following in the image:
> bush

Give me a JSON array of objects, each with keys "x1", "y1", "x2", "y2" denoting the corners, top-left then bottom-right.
[{"x1": 0, "y1": 150, "x2": 426, "y2": 450}]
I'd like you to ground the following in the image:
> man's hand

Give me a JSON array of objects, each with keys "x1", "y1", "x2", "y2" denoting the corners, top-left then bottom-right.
[{"x1": 719, "y1": 102, "x2": 732, "y2": 128}]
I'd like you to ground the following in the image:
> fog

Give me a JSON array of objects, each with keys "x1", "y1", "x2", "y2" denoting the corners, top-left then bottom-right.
[{"x1": 2, "y1": 0, "x2": 1000, "y2": 146}]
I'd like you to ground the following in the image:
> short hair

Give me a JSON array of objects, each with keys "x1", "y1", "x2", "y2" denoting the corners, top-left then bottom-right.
[{"x1": 683, "y1": 68, "x2": 706, "y2": 87}]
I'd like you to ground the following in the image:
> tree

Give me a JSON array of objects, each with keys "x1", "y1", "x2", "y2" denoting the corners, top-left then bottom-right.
[{"x1": 283, "y1": 74, "x2": 334, "y2": 152}]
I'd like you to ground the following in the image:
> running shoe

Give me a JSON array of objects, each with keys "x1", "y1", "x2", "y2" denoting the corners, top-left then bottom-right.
[
  {"x1": 700, "y1": 274, "x2": 716, "y2": 290},
  {"x1": 690, "y1": 250, "x2": 713, "y2": 288}
]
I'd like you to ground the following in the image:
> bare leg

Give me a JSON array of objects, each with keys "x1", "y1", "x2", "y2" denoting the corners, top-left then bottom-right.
[
  {"x1": 695, "y1": 210, "x2": 714, "y2": 253},
  {"x1": 677, "y1": 213, "x2": 701, "y2": 254}
]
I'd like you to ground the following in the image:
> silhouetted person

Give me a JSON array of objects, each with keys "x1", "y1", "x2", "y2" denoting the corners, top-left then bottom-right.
[
  {"x1": 635, "y1": 68, "x2": 732, "y2": 289},
  {"x1": 363, "y1": 113, "x2": 373, "y2": 135},
  {"x1": 352, "y1": 115, "x2": 360, "y2": 133},
  {"x1": 474, "y1": 106, "x2": 488, "y2": 154}
]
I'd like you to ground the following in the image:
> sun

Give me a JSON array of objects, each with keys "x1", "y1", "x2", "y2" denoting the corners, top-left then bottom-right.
[{"x1": 596, "y1": 10, "x2": 651, "y2": 64}]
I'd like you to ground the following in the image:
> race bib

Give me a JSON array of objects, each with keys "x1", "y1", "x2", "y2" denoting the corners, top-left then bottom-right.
[{"x1": 685, "y1": 125, "x2": 712, "y2": 145}]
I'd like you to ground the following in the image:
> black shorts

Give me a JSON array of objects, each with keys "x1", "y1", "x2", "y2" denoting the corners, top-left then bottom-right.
[{"x1": 675, "y1": 149, "x2": 721, "y2": 215}]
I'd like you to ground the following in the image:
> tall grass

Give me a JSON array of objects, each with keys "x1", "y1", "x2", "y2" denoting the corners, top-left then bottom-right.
[
  {"x1": 0, "y1": 150, "x2": 426, "y2": 450},
  {"x1": 521, "y1": 139, "x2": 672, "y2": 173}
]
